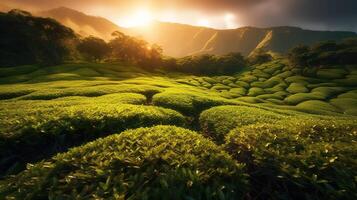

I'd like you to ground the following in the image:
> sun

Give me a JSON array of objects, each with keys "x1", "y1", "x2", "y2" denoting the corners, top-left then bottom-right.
[
  {"x1": 121, "y1": 9, "x2": 154, "y2": 28},
  {"x1": 197, "y1": 19, "x2": 211, "y2": 27}
]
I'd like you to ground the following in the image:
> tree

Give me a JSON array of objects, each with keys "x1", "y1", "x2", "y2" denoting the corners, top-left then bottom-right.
[
  {"x1": 77, "y1": 36, "x2": 110, "y2": 62},
  {"x1": 287, "y1": 45, "x2": 311, "y2": 67},
  {"x1": 108, "y1": 31, "x2": 163, "y2": 67},
  {"x1": 0, "y1": 9, "x2": 75, "y2": 67},
  {"x1": 248, "y1": 49, "x2": 273, "y2": 65}
]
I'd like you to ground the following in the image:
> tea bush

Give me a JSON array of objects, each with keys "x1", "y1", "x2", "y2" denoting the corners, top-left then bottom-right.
[
  {"x1": 1, "y1": 126, "x2": 248, "y2": 200},
  {"x1": 0, "y1": 104, "x2": 185, "y2": 176},
  {"x1": 225, "y1": 119, "x2": 357, "y2": 199},
  {"x1": 199, "y1": 106, "x2": 285, "y2": 143},
  {"x1": 152, "y1": 92, "x2": 231, "y2": 115}
]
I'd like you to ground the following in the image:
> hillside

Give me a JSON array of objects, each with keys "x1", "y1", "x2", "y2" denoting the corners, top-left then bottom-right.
[
  {"x1": 0, "y1": 60, "x2": 356, "y2": 199},
  {"x1": 38, "y1": 7, "x2": 125, "y2": 40},
  {"x1": 130, "y1": 23, "x2": 356, "y2": 57}
]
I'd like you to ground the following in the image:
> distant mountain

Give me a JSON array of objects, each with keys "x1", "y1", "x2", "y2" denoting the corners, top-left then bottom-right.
[
  {"x1": 129, "y1": 23, "x2": 356, "y2": 57},
  {"x1": 39, "y1": 7, "x2": 356, "y2": 57},
  {"x1": 38, "y1": 7, "x2": 125, "y2": 40}
]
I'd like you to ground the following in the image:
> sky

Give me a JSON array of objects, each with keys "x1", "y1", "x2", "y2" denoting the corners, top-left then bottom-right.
[{"x1": 2, "y1": 0, "x2": 357, "y2": 31}]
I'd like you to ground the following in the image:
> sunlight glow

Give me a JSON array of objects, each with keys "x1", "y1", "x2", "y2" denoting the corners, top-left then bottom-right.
[
  {"x1": 120, "y1": 9, "x2": 153, "y2": 28},
  {"x1": 224, "y1": 13, "x2": 237, "y2": 29},
  {"x1": 197, "y1": 19, "x2": 211, "y2": 28}
]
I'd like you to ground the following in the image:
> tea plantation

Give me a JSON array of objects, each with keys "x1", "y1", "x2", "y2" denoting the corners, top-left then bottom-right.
[{"x1": 0, "y1": 61, "x2": 356, "y2": 199}]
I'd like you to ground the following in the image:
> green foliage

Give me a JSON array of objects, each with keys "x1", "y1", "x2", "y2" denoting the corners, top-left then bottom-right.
[
  {"x1": 287, "y1": 83, "x2": 309, "y2": 94},
  {"x1": 247, "y1": 87, "x2": 266, "y2": 96},
  {"x1": 152, "y1": 92, "x2": 229, "y2": 115},
  {"x1": 1, "y1": 126, "x2": 248, "y2": 199},
  {"x1": 288, "y1": 38, "x2": 357, "y2": 67},
  {"x1": 316, "y1": 68, "x2": 348, "y2": 79},
  {"x1": 108, "y1": 31, "x2": 163, "y2": 68},
  {"x1": 295, "y1": 100, "x2": 341, "y2": 115},
  {"x1": 199, "y1": 106, "x2": 284, "y2": 143},
  {"x1": 168, "y1": 53, "x2": 247, "y2": 75},
  {"x1": 77, "y1": 36, "x2": 110, "y2": 62},
  {"x1": 330, "y1": 98, "x2": 357, "y2": 115},
  {"x1": 248, "y1": 49, "x2": 273, "y2": 65},
  {"x1": 225, "y1": 119, "x2": 357, "y2": 199},
  {"x1": 284, "y1": 92, "x2": 326, "y2": 105},
  {"x1": 0, "y1": 104, "x2": 185, "y2": 176},
  {"x1": 0, "y1": 9, "x2": 75, "y2": 66}
]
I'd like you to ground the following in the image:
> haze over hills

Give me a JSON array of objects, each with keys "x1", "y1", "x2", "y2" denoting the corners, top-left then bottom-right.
[
  {"x1": 0, "y1": 3, "x2": 11, "y2": 12},
  {"x1": 38, "y1": 7, "x2": 357, "y2": 57},
  {"x1": 37, "y1": 7, "x2": 126, "y2": 40}
]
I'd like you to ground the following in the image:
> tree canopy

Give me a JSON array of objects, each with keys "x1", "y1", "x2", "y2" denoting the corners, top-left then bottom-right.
[
  {"x1": 288, "y1": 38, "x2": 357, "y2": 67},
  {"x1": 0, "y1": 9, "x2": 75, "y2": 67}
]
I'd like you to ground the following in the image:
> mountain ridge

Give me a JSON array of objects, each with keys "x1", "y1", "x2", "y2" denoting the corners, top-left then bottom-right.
[
  {"x1": 38, "y1": 7, "x2": 357, "y2": 57},
  {"x1": 37, "y1": 7, "x2": 126, "y2": 40}
]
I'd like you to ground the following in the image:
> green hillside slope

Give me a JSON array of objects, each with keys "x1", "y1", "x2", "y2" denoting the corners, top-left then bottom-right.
[{"x1": 0, "y1": 61, "x2": 356, "y2": 199}]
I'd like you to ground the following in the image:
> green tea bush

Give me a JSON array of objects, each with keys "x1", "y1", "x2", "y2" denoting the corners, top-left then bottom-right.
[
  {"x1": 0, "y1": 89, "x2": 34, "y2": 100},
  {"x1": 316, "y1": 68, "x2": 348, "y2": 79},
  {"x1": 237, "y1": 97, "x2": 265, "y2": 104},
  {"x1": 333, "y1": 75, "x2": 357, "y2": 87},
  {"x1": 0, "y1": 104, "x2": 185, "y2": 176},
  {"x1": 295, "y1": 100, "x2": 341, "y2": 115},
  {"x1": 330, "y1": 98, "x2": 357, "y2": 115},
  {"x1": 265, "y1": 82, "x2": 288, "y2": 93},
  {"x1": 337, "y1": 90, "x2": 357, "y2": 99},
  {"x1": 286, "y1": 76, "x2": 321, "y2": 84},
  {"x1": 239, "y1": 75, "x2": 258, "y2": 83},
  {"x1": 311, "y1": 87, "x2": 347, "y2": 98},
  {"x1": 20, "y1": 85, "x2": 162, "y2": 100},
  {"x1": 252, "y1": 69, "x2": 271, "y2": 79},
  {"x1": 247, "y1": 87, "x2": 266, "y2": 96},
  {"x1": 152, "y1": 92, "x2": 229, "y2": 115},
  {"x1": 287, "y1": 83, "x2": 309, "y2": 94},
  {"x1": 276, "y1": 71, "x2": 293, "y2": 78},
  {"x1": 1, "y1": 126, "x2": 248, "y2": 200},
  {"x1": 211, "y1": 84, "x2": 231, "y2": 91},
  {"x1": 199, "y1": 106, "x2": 284, "y2": 143},
  {"x1": 284, "y1": 92, "x2": 326, "y2": 105},
  {"x1": 225, "y1": 119, "x2": 357, "y2": 199},
  {"x1": 230, "y1": 88, "x2": 247, "y2": 96},
  {"x1": 235, "y1": 81, "x2": 250, "y2": 89}
]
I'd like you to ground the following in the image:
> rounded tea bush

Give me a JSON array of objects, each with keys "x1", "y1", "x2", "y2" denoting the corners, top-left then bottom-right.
[
  {"x1": 1, "y1": 126, "x2": 248, "y2": 200},
  {"x1": 152, "y1": 92, "x2": 228, "y2": 115},
  {"x1": 0, "y1": 104, "x2": 186, "y2": 177},
  {"x1": 199, "y1": 106, "x2": 284, "y2": 143},
  {"x1": 225, "y1": 119, "x2": 357, "y2": 200}
]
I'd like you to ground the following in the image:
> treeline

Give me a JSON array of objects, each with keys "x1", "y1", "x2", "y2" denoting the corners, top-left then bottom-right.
[
  {"x1": 162, "y1": 53, "x2": 248, "y2": 75},
  {"x1": 288, "y1": 38, "x2": 357, "y2": 67},
  {"x1": 0, "y1": 9, "x2": 253, "y2": 75},
  {"x1": 0, "y1": 10, "x2": 75, "y2": 66},
  {"x1": 76, "y1": 32, "x2": 163, "y2": 69}
]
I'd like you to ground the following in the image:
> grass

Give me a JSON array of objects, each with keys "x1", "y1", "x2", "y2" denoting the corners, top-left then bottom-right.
[{"x1": 0, "y1": 126, "x2": 248, "y2": 199}]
